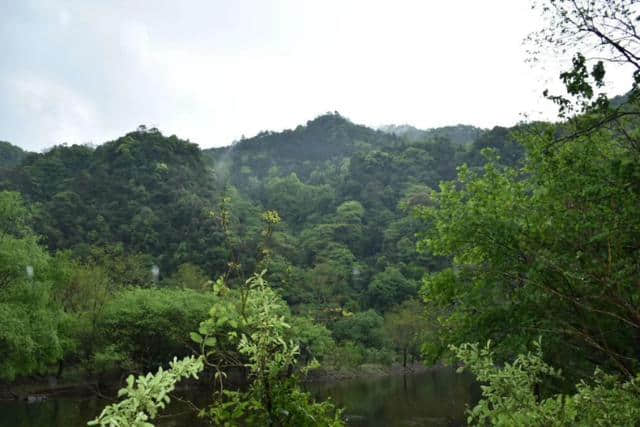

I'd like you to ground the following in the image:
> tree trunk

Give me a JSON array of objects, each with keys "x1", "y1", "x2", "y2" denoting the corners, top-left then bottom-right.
[
  {"x1": 403, "y1": 347, "x2": 407, "y2": 369},
  {"x1": 56, "y1": 360, "x2": 64, "y2": 379}
]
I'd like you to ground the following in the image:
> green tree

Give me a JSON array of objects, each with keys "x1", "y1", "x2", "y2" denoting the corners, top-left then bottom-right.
[
  {"x1": 198, "y1": 272, "x2": 343, "y2": 426},
  {"x1": 367, "y1": 266, "x2": 417, "y2": 313},
  {"x1": 384, "y1": 299, "x2": 427, "y2": 368},
  {"x1": 333, "y1": 309, "x2": 384, "y2": 348},
  {"x1": 0, "y1": 141, "x2": 28, "y2": 169},
  {"x1": 528, "y1": 0, "x2": 640, "y2": 149},
  {"x1": 164, "y1": 263, "x2": 209, "y2": 291},
  {"x1": 88, "y1": 356, "x2": 204, "y2": 427},
  {"x1": 417, "y1": 129, "x2": 640, "y2": 379},
  {"x1": 94, "y1": 271, "x2": 343, "y2": 426},
  {"x1": 0, "y1": 191, "x2": 63, "y2": 380}
]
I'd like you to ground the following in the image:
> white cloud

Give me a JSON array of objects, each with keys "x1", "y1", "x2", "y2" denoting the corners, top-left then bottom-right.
[
  {"x1": 0, "y1": 0, "x2": 635, "y2": 150},
  {"x1": 5, "y1": 74, "x2": 100, "y2": 148}
]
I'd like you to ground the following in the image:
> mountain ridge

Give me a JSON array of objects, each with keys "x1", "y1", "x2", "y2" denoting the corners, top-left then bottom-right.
[{"x1": 378, "y1": 123, "x2": 486, "y2": 146}]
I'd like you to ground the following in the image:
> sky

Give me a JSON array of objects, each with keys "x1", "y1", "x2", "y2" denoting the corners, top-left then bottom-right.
[{"x1": 0, "y1": 0, "x2": 633, "y2": 151}]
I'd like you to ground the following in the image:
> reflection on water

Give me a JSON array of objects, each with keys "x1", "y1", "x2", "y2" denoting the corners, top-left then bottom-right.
[
  {"x1": 0, "y1": 367, "x2": 478, "y2": 426},
  {"x1": 0, "y1": 395, "x2": 206, "y2": 427},
  {"x1": 309, "y1": 367, "x2": 480, "y2": 427}
]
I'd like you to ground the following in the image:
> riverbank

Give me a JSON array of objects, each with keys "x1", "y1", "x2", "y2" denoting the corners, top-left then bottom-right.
[
  {"x1": 0, "y1": 366, "x2": 478, "y2": 427},
  {"x1": 305, "y1": 362, "x2": 430, "y2": 383},
  {"x1": 0, "y1": 362, "x2": 432, "y2": 402}
]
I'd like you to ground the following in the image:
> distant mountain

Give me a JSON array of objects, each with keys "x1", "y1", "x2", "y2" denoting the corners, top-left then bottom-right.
[
  {"x1": 0, "y1": 141, "x2": 29, "y2": 169},
  {"x1": 204, "y1": 112, "x2": 402, "y2": 181},
  {"x1": 203, "y1": 114, "x2": 521, "y2": 202},
  {"x1": 378, "y1": 124, "x2": 485, "y2": 146}
]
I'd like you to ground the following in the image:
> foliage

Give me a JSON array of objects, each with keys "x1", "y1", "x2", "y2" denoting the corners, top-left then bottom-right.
[
  {"x1": 527, "y1": 0, "x2": 640, "y2": 162},
  {"x1": 367, "y1": 267, "x2": 417, "y2": 313},
  {"x1": 453, "y1": 340, "x2": 640, "y2": 426},
  {"x1": 73, "y1": 244, "x2": 154, "y2": 288},
  {"x1": 163, "y1": 262, "x2": 210, "y2": 291},
  {"x1": 5, "y1": 130, "x2": 226, "y2": 275},
  {"x1": 86, "y1": 271, "x2": 341, "y2": 426},
  {"x1": 325, "y1": 341, "x2": 365, "y2": 368},
  {"x1": 417, "y1": 128, "x2": 640, "y2": 378},
  {"x1": 332, "y1": 309, "x2": 384, "y2": 348},
  {"x1": 197, "y1": 271, "x2": 344, "y2": 426},
  {"x1": 0, "y1": 191, "x2": 63, "y2": 380},
  {"x1": 88, "y1": 355, "x2": 204, "y2": 427},
  {"x1": 1, "y1": 115, "x2": 518, "y2": 330},
  {"x1": 0, "y1": 285, "x2": 63, "y2": 381},
  {"x1": 379, "y1": 124, "x2": 485, "y2": 146},
  {"x1": 0, "y1": 141, "x2": 28, "y2": 169},
  {"x1": 0, "y1": 114, "x2": 528, "y2": 383},
  {"x1": 528, "y1": 0, "x2": 640, "y2": 117},
  {"x1": 383, "y1": 299, "x2": 428, "y2": 367},
  {"x1": 97, "y1": 288, "x2": 216, "y2": 371},
  {"x1": 287, "y1": 315, "x2": 335, "y2": 363},
  {"x1": 3, "y1": 2, "x2": 640, "y2": 424}
]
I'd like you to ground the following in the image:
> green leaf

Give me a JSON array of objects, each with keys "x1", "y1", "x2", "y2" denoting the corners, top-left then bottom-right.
[{"x1": 190, "y1": 332, "x2": 203, "y2": 344}]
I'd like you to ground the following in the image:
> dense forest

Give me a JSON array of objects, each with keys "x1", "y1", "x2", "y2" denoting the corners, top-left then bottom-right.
[
  {"x1": 0, "y1": 112, "x2": 525, "y2": 423},
  {"x1": 0, "y1": 114, "x2": 523, "y2": 376},
  {"x1": 2, "y1": 0, "x2": 640, "y2": 425}
]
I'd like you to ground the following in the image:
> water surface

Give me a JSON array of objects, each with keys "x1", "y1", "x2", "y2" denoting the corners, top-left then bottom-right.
[
  {"x1": 0, "y1": 367, "x2": 478, "y2": 426},
  {"x1": 310, "y1": 367, "x2": 479, "y2": 426}
]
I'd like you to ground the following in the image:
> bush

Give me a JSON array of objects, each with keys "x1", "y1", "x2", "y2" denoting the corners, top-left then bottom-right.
[
  {"x1": 326, "y1": 341, "x2": 365, "y2": 368},
  {"x1": 362, "y1": 347, "x2": 395, "y2": 365},
  {"x1": 97, "y1": 288, "x2": 216, "y2": 370}
]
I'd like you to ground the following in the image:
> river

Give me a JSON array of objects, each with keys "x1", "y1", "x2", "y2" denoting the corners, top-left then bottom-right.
[{"x1": 0, "y1": 367, "x2": 479, "y2": 426}]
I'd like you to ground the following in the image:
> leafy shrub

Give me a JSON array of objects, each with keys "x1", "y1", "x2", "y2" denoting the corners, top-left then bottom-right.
[
  {"x1": 97, "y1": 288, "x2": 215, "y2": 370},
  {"x1": 453, "y1": 340, "x2": 640, "y2": 426}
]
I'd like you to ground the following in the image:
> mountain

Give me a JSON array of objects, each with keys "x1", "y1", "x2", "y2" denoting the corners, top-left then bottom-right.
[
  {"x1": 0, "y1": 141, "x2": 29, "y2": 169},
  {"x1": 0, "y1": 114, "x2": 524, "y2": 312},
  {"x1": 204, "y1": 112, "x2": 402, "y2": 182},
  {"x1": 4, "y1": 128, "x2": 226, "y2": 274},
  {"x1": 378, "y1": 123, "x2": 486, "y2": 146}
]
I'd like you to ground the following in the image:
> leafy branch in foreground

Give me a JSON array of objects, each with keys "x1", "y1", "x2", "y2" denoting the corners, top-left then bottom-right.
[
  {"x1": 88, "y1": 355, "x2": 204, "y2": 427},
  {"x1": 197, "y1": 271, "x2": 344, "y2": 426},
  {"x1": 88, "y1": 270, "x2": 342, "y2": 427},
  {"x1": 453, "y1": 340, "x2": 640, "y2": 426}
]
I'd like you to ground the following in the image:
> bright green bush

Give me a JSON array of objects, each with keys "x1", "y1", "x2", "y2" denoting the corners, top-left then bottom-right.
[{"x1": 97, "y1": 288, "x2": 216, "y2": 370}]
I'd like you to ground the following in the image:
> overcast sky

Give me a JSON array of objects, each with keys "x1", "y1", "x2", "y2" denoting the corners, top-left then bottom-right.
[{"x1": 0, "y1": 1, "x2": 632, "y2": 151}]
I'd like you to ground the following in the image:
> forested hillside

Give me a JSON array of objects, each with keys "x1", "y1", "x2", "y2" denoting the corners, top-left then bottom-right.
[
  {"x1": 378, "y1": 123, "x2": 485, "y2": 145},
  {"x1": 3, "y1": 127, "x2": 227, "y2": 274},
  {"x1": 7, "y1": 96, "x2": 640, "y2": 426},
  {"x1": 0, "y1": 113, "x2": 523, "y2": 384},
  {"x1": 0, "y1": 141, "x2": 28, "y2": 169}
]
